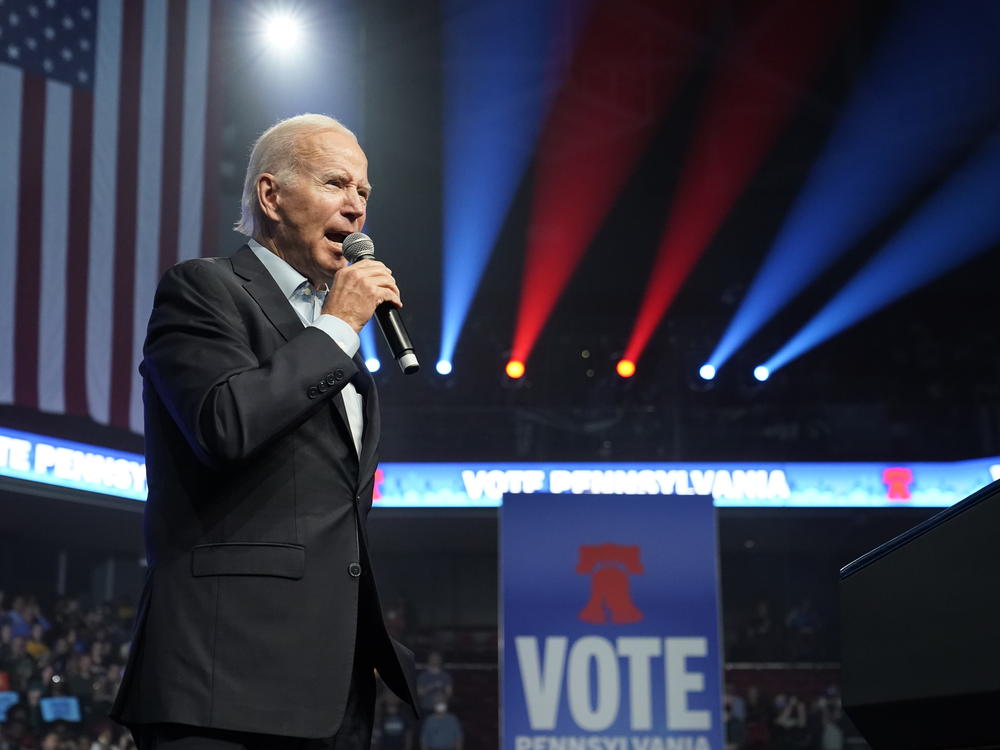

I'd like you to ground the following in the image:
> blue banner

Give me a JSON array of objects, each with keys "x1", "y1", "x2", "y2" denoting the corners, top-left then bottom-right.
[
  {"x1": 40, "y1": 696, "x2": 81, "y2": 722},
  {"x1": 0, "y1": 692, "x2": 19, "y2": 721},
  {"x1": 2, "y1": 425, "x2": 997, "y2": 509},
  {"x1": 502, "y1": 493, "x2": 724, "y2": 750}
]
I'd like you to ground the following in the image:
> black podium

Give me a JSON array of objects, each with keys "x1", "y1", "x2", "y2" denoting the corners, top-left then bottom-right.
[{"x1": 840, "y1": 478, "x2": 1000, "y2": 750}]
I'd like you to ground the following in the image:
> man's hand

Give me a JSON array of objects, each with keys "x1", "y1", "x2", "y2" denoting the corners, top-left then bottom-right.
[{"x1": 322, "y1": 259, "x2": 402, "y2": 333}]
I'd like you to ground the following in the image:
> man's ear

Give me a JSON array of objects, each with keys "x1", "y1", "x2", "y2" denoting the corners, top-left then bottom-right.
[{"x1": 256, "y1": 173, "x2": 281, "y2": 223}]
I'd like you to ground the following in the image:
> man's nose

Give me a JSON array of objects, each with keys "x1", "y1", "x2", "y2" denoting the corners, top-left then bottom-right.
[{"x1": 341, "y1": 188, "x2": 365, "y2": 220}]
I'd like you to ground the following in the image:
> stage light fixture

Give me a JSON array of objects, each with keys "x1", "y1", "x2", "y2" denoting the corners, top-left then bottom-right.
[
  {"x1": 505, "y1": 360, "x2": 525, "y2": 379},
  {"x1": 699, "y1": 364, "x2": 716, "y2": 381},
  {"x1": 753, "y1": 366, "x2": 770, "y2": 382},
  {"x1": 436, "y1": 360, "x2": 453, "y2": 376},
  {"x1": 261, "y1": 10, "x2": 304, "y2": 56},
  {"x1": 365, "y1": 358, "x2": 381, "y2": 373},
  {"x1": 616, "y1": 359, "x2": 636, "y2": 379}
]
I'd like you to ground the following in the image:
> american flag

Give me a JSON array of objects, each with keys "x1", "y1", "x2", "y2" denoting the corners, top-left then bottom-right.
[{"x1": 0, "y1": 0, "x2": 221, "y2": 434}]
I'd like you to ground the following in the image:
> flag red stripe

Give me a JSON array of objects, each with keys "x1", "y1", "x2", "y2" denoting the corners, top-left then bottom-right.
[
  {"x1": 64, "y1": 89, "x2": 95, "y2": 417},
  {"x1": 109, "y1": 0, "x2": 145, "y2": 429},
  {"x1": 158, "y1": 0, "x2": 188, "y2": 275},
  {"x1": 14, "y1": 73, "x2": 46, "y2": 410}
]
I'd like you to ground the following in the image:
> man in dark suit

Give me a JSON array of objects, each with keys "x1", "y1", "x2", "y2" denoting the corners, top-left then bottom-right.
[{"x1": 111, "y1": 114, "x2": 417, "y2": 749}]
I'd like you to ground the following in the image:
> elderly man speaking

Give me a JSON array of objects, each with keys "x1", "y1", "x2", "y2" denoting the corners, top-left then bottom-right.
[{"x1": 111, "y1": 114, "x2": 417, "y2": 750}]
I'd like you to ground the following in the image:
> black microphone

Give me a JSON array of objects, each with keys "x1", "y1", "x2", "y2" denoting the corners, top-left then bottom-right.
[{"x1": 342, "y1": 232, "x2": 419, "y2": 374}]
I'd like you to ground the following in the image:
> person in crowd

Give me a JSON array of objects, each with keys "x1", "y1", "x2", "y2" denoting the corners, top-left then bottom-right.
[
  {"x1": 416, "y1": 652, "x2": 453, "y2": 716},
  {"x1": 377, "y1": 695, "x2": 414, "y2": 750},
  {"x1": 814, "y1": 688, "x2": 846, "y2": 750},
  {"x1": 419, "y1": 702, "x2": 462, "y2": 750},
  {"x1": 25, "y1": 625, "x2": 50, "y2": 661},
  {"x1": 742, "y1": 684, "x2": 771, "y2": 750},
  {"x1": 724, "y1": 683, "x2": 745, "y2": 722},
  {"x1": 772, "y1": 693, "x2": 807, "y2": 748},
  {"x1": 0, "y1": 625, "x2": 14, "y2": 667},
  {"x1": 723, "y1": 699, "x2": 744, "y2": 750}
]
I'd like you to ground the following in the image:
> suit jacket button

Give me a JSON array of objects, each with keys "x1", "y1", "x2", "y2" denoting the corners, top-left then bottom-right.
[
  {"x1": 334, "y1": 369, "x2": 345, "y2": 381},
  {"x1": 307, "y1": 386, "x2": 319, "y2": 399},
  {"x1": 324, "y1": 374, "x2": 337, "y2": 386},
  {"x1": 348, "y1": 562, "x2": 362, "y2": 578},
  {"x1": 317, "y1": 381, "x2": 329, "y2": 393}
]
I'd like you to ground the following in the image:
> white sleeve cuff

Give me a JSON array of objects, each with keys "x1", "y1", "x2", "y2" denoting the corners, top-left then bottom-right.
[{"x1": 311, "y1": 314, "x2": 361, "y2": 357}]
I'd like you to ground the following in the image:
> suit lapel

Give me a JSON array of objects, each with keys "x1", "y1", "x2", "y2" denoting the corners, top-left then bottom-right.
[
  {"x1": 231, "y1": 245, "x2": 356, "y2": 443},
  {"x1": 230, "y1": 246, "x2": 376, "y2": 474},
  {"x1": 231, "y1": 245, "x2": 304, "y2": 343}
]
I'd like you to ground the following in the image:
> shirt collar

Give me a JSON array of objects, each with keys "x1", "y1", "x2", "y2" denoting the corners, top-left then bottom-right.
[{"x1": 247, "y1": 239, "x2": 326, "y2": 301}]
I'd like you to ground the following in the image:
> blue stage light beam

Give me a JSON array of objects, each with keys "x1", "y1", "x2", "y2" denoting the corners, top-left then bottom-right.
[
  {"x1": 438, "y1": 0, "x2": 580, "y2": 368},
  {"x1": 764, "y1": 129, "x2": 1000, "y2": 376},
  {"x1": 360, "y1": 322, "x2": 377, "y2": 371},
  {"x1": 708, "y1": 0, "x2": 1000, "y2": 374}
]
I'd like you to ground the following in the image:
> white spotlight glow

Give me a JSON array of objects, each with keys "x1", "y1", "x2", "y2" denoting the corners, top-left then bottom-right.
[
  {"x1": 436, "y1": 360, "x2": 453, "y2": 376},
  {"x1": 261, "y1": 10, "x2": 304, "y2": 56},
  {"x1": 699, "y1": 364, "x2": 716, "y2": 381},
  {"x1": 753, "y1": 365, "x2": 770, "y2": 382},
  {"x1": 365, "y1": 358, "x2": 381, "y2": 373}
]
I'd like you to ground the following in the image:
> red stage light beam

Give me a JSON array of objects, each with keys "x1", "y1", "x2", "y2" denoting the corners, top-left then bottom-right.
[
  {"x1": 508, "y1": 0, "x2": 705, "y2": 367},
  {"x1": 623, "y1": 0, "x2": 854, "y2": 366}
]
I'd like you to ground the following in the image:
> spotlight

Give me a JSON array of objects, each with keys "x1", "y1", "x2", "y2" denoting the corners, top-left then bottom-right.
[
  {"x1": 261, "y1": 10, "x2": 304, "y2": 56},
  {"x1": 505, "y1": 360, "x2": 525, "y2": 379},
  {"x1": 616, "y1": 359, "x2": 636, "y2": 378},
  {"x1": 365, "y1": 358, "x2": 381, "y2": 373},
  {"x1": 753, "y1": 365, "x2": 770, "y2": 382},
  {"x1": 699, "y1": 364, "x2": 716, "y2": 381},
  {"x1": 436, "y1": 360, "x2": 453, "y2": 376}
]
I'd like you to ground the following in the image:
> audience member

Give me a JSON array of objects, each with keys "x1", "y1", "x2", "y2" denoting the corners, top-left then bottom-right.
[
  {"x1": 377, "y1": 695, "x2": 414, "y2": 750},
  {"x1": 416, "y1": 652, "x2": 453, "y2": 715},
  {"x1": 419, "y1": 701, "x2": 462, "y2": 750}
]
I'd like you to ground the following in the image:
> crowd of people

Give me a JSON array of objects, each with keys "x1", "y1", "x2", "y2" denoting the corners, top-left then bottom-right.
[
  {"x1": 0, "y1": 590, "x2": 469, "y2": 750},
  {"x1": 0, "y1": 592, "x2": 135, "y2": 750},
  {"x1": 724, "y1": 684, "x2": 856, "y2": 750},
  {"x1": 724, "y1": 598, "x2": 834, "y2": 663},
  {"x1": 373, "y1": 651, "x2": 464, "y2": 750}
]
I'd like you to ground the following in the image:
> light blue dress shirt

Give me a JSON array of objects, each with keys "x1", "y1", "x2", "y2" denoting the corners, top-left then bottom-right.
[{"x1": 248, "y1": 239, "x2": 364, "y2": 456}]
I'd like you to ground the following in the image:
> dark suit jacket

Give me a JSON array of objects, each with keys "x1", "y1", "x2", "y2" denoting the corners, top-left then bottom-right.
[{"x1": 110, "y1": 245, "x2": 417, "y2": 738}]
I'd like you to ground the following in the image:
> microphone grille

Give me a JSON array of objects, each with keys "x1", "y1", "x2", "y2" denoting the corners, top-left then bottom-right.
[{"x1": 342, "y1": 232, "x2": 375, "y2": 263}]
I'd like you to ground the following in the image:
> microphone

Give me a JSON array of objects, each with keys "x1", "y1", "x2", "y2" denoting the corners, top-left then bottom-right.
[{"x1": 342, "y1": 232, "x2": 420, "y2": 374}]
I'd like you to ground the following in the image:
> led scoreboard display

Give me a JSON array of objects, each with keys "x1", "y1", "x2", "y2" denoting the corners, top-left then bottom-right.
[{"x1": 0, "y1": 426, "x2": 997, "y2": 508}]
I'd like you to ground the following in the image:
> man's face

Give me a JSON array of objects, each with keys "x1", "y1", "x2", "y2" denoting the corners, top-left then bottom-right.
[{"x1": 265, "y1": 129, "x2": 370, "y2": 285}]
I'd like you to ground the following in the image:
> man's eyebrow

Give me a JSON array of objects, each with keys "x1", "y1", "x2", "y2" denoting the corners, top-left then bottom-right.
[{"x1": 321, "y1": 170, "x2": 372, "y2": 193}]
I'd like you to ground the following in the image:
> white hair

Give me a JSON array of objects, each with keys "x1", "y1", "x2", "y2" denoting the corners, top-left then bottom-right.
[{"x1": 234, "y1": 113, "x2": 357, "y2": 238}]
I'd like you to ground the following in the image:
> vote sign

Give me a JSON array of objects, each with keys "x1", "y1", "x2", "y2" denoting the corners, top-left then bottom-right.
[{"x1": 501, "y1": 493, "x2": 723, "y2": 750}]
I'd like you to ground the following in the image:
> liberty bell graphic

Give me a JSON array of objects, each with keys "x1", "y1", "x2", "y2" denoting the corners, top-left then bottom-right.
[{"x1": 576, "y1": 543, "x2": 644, "y2": 624}]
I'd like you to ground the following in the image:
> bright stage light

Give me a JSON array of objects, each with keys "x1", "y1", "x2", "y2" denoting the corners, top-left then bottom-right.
[
  {"x1": 699, "y1": 364, "x2": 716, "y2": 381},
  {"x1": 365, "y1": 358, "x2": 381, "y2": 373},
  {"x1": 261, "y1": 10, "x2": 304, "y2": 56},
  {"x1": 753, "y1": 366, "x2": 770, "y2": 382},
  {"x1": 436, "y1": 360, "x2": 453, "y2": 376},
  {"x1": 505, "y1": 360, "x2": 525, "y2": 379},
  {"x1": 616, "y1": 360, "x2": 636, "y2": 379}
]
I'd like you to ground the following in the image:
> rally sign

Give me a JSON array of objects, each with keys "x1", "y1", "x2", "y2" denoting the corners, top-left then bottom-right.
[{"x1": 501, "y1": 493, "x2": 724, "y2": 750}]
